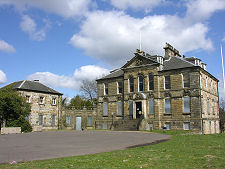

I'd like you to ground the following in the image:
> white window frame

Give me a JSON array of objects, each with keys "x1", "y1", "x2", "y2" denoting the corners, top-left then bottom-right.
[
  {"x1": 104, "y1": 83, "x2": 108, "y2": 95},
  {"x1": 117, "y1": 82, "x2": 122, "y2": 94},
  {"x1": 165, "y1": 98, "x2": 171, "y2": 114},
  {"x1": 40, "y1": 96, "x2": 44, "y2": 104},
  {"x1": 138, "y1": 75, "x2": 144, "y2": 92},
  {"x1": 52, "y1": 98, "x2": 56, "y2": 105},
  {"x1": 26, "y1": 95, "x2": 31, "y2": 103},
  {"x1": 183, "y1": 96, "x2": 190, "y2": 113},
  {"x1": 184, "y1": 122, "x2": 190, "y2": 130}
]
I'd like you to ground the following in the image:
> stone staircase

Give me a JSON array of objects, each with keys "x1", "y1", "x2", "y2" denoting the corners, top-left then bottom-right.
[{"x1": 113, "y1": 115, "x2": 144, "y2": 131}]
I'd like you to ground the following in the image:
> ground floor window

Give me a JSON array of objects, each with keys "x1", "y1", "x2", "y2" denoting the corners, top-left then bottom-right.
[
  {"x1": 165, "y1": 123, "x2": 171, "y2": 130},
  {"x1": 88, "y1": 116, "x2": 92, "y2": 126},
  {"x1": 102, "y1": 123, "x2": 107, "y2": 130},
  {"x1": 39, "y1": 114, "x2": 43, "y2": 125},
  {"x1": 51, "y1": 115, "x2": 55, "y2": 126},
  {"x1": 147, "y1": 123, "x2": 153, "y2": 130},
  {"x1": 129, "y1": 101, "x2": 133, "y2": 116},
  {"x1": 183, "y1": 122, "x2": 190, "y2": 130},
  {"x1": 117, "y1": 101, "x2": 122, "y2": 116},
  {"x1": 66, "y1": 116, "x2": 71, "y2": 126}
]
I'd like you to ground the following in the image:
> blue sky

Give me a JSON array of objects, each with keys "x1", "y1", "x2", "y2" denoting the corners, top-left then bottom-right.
[{"x1": 0, "y1": 0, "x2": 225, "y2": 99}]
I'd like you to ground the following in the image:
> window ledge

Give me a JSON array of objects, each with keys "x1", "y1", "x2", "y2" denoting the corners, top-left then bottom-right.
[
  {"x1": 164, "y1": 113, "x2": 172, "y2": 116},
  {"x1": 182, "y1": 113, "x2": 191, "y2": 115}
]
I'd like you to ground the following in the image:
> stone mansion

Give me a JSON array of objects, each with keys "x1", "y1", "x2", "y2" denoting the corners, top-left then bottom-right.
[{"x1": 95, "y1": 43, "x2": 220, "y2": 134}]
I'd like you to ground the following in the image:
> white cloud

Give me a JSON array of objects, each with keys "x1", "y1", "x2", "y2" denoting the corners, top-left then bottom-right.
[
  {"x1": 70, "y1": 10, "x2": 213, "y2": 66},
  {"x1": 0, "y1": 0, "x2": 93, "y2": 18},
  {"x1": 0, "y1": 70, "x2": 7, "y2": 84},
  {"x1": 186, "y1": 0, "x2": 225, "y2": 23},
  {"x1": 27, "y1": 65, "x2": 109, "y2": 91},
  {"x1": 0, "y1": 40, "x2": 16, "y2": 53},
  {"x1": 110, "y1": 0, "x2": 164, "y2": 12},
  {"x1": 20, "y1": 15, "x2": 50, "y2": 41}
]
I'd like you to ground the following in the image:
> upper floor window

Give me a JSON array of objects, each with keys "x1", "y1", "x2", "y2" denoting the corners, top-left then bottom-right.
[
  {"x1": 184, "y1": 96, "x2": 190, "y2": 113},
  {"x1": 40, "y1": 96, "x2": 44, "y2": 104},
  {"x1": 117, "y1": 82, "x2": 122, "y2": 94},
  {"x1": 129, "y1": 76, "x2": 134, "y2": 92},
  {"x1": 52, "y1": 98, "x2": 56, "y2": 105},
  {"x1": 165, "y1": 75, "x2": 171, "y2": 89},
  {"x1": 149, "y1": 74, "x2": 154, "y2": 90},
  {"x1": 104, "y1": 83, "x2": 108, "y2": 95},
  {"x1": 139, "y1": 75, "x2": 144, "y2": 92},
  {"x1": 183, "y1": 73, "x2": 190, "y2": 88},
  {"x1": 165, "y1": 98, "x2": 171, "y2": 114},
  {"x1": 26, "y1": 95, "x2": 31, "y2": 103}
]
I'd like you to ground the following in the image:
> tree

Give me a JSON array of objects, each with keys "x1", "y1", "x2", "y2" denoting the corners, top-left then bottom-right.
[
  {"x1": 0, "y1": 85, "x2": 32, "y2": 132},
  {"x1": 219, "y1": 99, "x2": 225, "y2": 132},
  {"x1": 79, "y1": 79, "x2": 97, "y2": 106}
]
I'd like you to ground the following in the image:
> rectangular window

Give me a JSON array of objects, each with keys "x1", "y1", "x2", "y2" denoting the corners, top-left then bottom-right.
[
  {"x1": 183, "y1": 74, "x2": 190, "y2": 88},
  {"x1": 117, "y1": 101, "x2": 122, "y2": 116},
  {"x1": 102, "y1": 123, "x2": 107, "y2": 129},
  {"x1": 26, "y1": 95, "x2": 31, "y2": 103},
  {"x1": 184, "y1": 122, "x2": 190, "y2": 130},
  {"x1": 66, "y1": 116, "x2": 71, "y2": 126},
  {"x1": 87, "y1": 116, "x2": 92, "y2": 126},
  {"x1": 184, "y1": 96, "x2": 190, "y2": 113},
  {"x1": 40, "y1": 97, "x2": 44, "y2": 104},
  {"x1": 165, "y1": 76, "x2": 171, "y2": 89},
  {"x1": 149, "y1": 74, "x2": 154, "y2": 90},
  {"x1": 147, "y1": 123, "x2": 153, "y2": 130},
  {"x1": 104, "y1": 83, "x2": 108, "y2": 95},
  {"x1": 139, "y1": 76, "x2": 144, "y2": 92},
  {"x1": 103, "y1": 102, "x2": 108, "y2": 116},
  {"x1": 165, "y1": 98, "x2": 171, "y2": 114},
  {"x1": 39, "y1": 114, "x2": 43, "y2": 125},
  {"x1": 207, "y1": 99, "x2": 210, "y2": 114},
  {"x1": 52, "y1": 115, "x2": 55, "y2": 126},
  {"x1": 129, "y1": 101, "x2": 133, "y2": 116},
  {"x1": 165, "y1": 123, "x2": 171, "y2": 130},
  {"x1": 129, "y1": 77, "x2": 134, "y2": 92},
  {"x1": 52, "y1": 98, "x2": 56, "y2": 105},
  {"x1": 117, "y1": 82, "x2": 122, "y2": 94},
  {"x1": 148, "y1": 99, "x2": 154, "y2": 114}
]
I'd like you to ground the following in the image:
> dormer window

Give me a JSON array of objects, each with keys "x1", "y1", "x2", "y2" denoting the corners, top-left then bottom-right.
[
  {"x1": 157, "y1": 56, "x2": 163, "y2": 64},
  {"x1": 138, "y1": 75, "x2": 144, "y2": 92},
  {"x1": 104, "y1": 83, "x2": 108, "y2": 95}
]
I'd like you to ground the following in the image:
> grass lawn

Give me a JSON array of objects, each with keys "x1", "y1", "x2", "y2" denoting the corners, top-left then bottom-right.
[{"x1": 1, "y1": 132, "x2": 225, "y2": 169}]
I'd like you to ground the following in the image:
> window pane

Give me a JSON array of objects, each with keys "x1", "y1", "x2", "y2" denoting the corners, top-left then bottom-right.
[
  {"x1": 39, "y1": 114, "x2": 43, "y2": 125},
  {"x1": 207, "y1": 99, "x2": 210, "y2": 114},
  {"x1": 66, "y1": 116, "x2": 70, "y2": 125},
  {"x1": 166, "y1": 123, "x2": 171, "y2": 130},
  {"x1": 129, "y1": 77, "x2": 134, "y2": 92},
  {"x1": 102, "y1": 123, "x2": 107, "y2": 129},
  {"x1": 184, "y1": 122, "x2": 190, "y2": 130},
  {"x1": 104, "y1": 83, "x2": 108, "y2": 95},
  {"x1": 165, "y1": 98, "x2": 171, "y2": 114},
  {"x1": 129, "y1": 101, "x2": 133, "y2": 116},
  {"x1": 52, "y1": 115, "x2": 55, "y2": 126},
  {"x1": 149, "y1": 74, "x2": 154, "y2": 90},
  {"x1": 139, "y1": 76, "x2": 144, "y2": 91},
  {"x1": 184, "y1": 97, "x2": 190, "y2": 113},
  {"x1": 104, "y1": 102, "x2": 108, "y2": 116},
  {"x1": 183, "y1": 74, "x2": 190, "y2": 87},
  {"x1": 118, "y1": 82, "x2": 122, "y2": 94},
  {"x1": 149, "y1": 99, "x2": 154, "y2": 114},
  {"x1": 118, "y1": 101, "x2": 122, "y2": 116},
  {"x1": 165, "y1": 76, "x2": 171, "y2": 89},
  {"x1": 88, "y1": 116, "x2": 92, "y2": 126}
]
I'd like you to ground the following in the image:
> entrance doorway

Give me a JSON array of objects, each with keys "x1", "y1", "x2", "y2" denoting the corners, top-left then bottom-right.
[
  {"x1": 76, "y1": 117, "x2": 82, "y2": 130},
  {"x1": 136, "y1": 102, "x2": 142, "y2": 118}
]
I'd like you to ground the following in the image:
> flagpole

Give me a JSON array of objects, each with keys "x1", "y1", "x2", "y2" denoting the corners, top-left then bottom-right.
[{"x1": 220, "y1": 44, "x2": 225, "y2": 98}]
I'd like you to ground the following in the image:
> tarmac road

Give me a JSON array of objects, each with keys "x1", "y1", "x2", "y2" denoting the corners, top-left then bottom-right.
[{"x1": 0, "y1": 130, "x2": 170, "y2": 164}]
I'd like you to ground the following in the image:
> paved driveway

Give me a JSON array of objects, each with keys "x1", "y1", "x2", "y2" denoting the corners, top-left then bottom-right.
[{"x1": 0, "y1": 130, "x2": 170, "y2": 164}]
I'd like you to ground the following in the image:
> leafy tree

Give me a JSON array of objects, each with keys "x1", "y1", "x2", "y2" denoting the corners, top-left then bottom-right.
[
  {"x1": 68, "y1": 95, "x2": 95, "y2": 110},
  {"x1": 0, "y1": 85, "x2": 32, "y2": 132},
  {"x1": 219, "y1": 99, "x2": 225, "y2": 132}
]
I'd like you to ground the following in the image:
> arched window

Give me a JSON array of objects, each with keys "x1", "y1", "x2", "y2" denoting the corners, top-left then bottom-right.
[
  {"x1": 129, "y1": 76, "x2": 134, "y2": 92},
  {"x1": 139, "y1": 75, "x2": 144, "y2": 92}
]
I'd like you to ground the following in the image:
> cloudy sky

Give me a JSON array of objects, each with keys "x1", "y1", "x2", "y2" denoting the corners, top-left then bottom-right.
[{"x1": 1, "y1": 0, "x2": 225, "y2": 99}]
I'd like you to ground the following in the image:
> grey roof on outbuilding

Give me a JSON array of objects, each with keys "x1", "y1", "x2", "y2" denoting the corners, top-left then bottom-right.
[
  {"x1": 97, "y1": 69, "x2": 124, "y2": 81},
  {"x1": 162, "y1": 56, "x2": 196, "y2": 71},
  {"x1": 10, "y1": 80, "x2": 63, "y2": 95}
]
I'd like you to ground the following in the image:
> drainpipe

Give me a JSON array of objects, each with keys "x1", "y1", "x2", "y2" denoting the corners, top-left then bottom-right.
[{"x1": 199, "y1": 71, "x2": 203, "y2": 134}]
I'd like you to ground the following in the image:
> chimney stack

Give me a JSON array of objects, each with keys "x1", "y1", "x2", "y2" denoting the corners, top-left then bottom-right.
[{"x1": 164, "y1": 43, "x2": 181, "y2": 60}]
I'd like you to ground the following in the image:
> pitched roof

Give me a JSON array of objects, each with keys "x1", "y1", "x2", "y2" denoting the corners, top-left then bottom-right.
[
  {"x1": 163, "y1": 56, "x2": 196, "y2": 71},
  {"x1": 9, "y1": 80, "x2": 63, "y2": 95},
  {"x1": 97, "y1": 69, "x2": 124, "y2": 81}
]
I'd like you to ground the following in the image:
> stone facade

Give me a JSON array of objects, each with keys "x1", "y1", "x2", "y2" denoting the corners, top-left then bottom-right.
[
  {"x1": 19, "y1": 90, "x2": 62, "y2": 130},
  {"x1": 96, "y1": 43, "x2": 220, "y2": 134},
  {"x1": 61, "y1": 107, "x2": 96, "y2": 130}
]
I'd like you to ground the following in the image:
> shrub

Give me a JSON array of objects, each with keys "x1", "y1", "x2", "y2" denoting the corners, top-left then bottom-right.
[{"x1": 6, "y1": 115, "x2": 32, "y2": 132}]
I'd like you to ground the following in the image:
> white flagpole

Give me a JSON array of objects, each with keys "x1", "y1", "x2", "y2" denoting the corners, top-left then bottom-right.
[{"x1": 220, "y1": 44, "x2": 225, "y2": 98}]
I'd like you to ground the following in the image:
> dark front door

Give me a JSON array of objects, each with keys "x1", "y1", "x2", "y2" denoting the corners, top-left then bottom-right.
[{"x1": 136, "y1": 102, "x2": 142, "y2": 118}]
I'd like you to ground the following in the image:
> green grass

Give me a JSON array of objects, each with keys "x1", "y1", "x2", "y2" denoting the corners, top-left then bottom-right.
[
  {"x1": 1, "y1": 134, "x2": 225, "y2": 169},
  {"x1": 149, "y1": 129, "x2": 194, "y2": 135}
]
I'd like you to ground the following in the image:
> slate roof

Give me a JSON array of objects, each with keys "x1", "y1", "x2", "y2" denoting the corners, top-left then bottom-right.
[
  {"x1": 8, "y1": 80, "x2": 63, "y2": 95},
  {"x1": 97, "y1": 69, "x2": 124, "y2": 81},
  {"x1": 162, "y1": 56, "x2": 196, "y2": 71}
]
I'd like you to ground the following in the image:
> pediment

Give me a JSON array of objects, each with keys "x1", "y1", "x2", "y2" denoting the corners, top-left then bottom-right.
[{"x1": 122, "y1": 54, "x2": 157, "y2": 69}]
